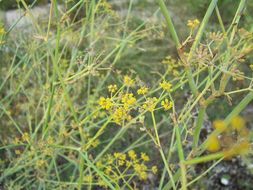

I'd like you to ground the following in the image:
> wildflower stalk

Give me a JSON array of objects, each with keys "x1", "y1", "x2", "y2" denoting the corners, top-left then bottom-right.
[
  {"x1": 157, "y1": 0, "x2": 199, "y2": 97},
  {"x1": 156, "y1": 0, "x2": 220, "y2": 177},
  {"x1": 184, "y1": 151, "x2": 224, "y2": 165},
  {"x1": 187, "y1": 0, "x2": 218, "y2": 60},
  {"x1": 157, "y1": 0, "x2": 180, "y2": 48},
  {"x1": 228, "y1": 0, "x2": 247, "y2": 44},
  {"x1": 186, "y1": 0, "x2": 219, "y2": 151},
  {"x1": 175, "y1": 122, "x2": 187, "y2": 190},
  {"x1": 151, "y1": 111, "x2": 176, "y2": 190}
]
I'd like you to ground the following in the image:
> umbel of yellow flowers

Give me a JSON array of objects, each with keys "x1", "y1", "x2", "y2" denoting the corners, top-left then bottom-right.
[{"x1": 205, "y1": 116, "x2": 250, "y2": 158}]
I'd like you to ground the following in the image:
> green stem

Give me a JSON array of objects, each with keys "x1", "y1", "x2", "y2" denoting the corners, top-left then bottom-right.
[
  {"x1": 157, "y1": 0, "x2": 180, "y2": 47},
  {"x1": 151, "y1": 112, "x2": 176, "y2": 190},
  {"x1": 193, "y1": 106, "x2": 206, "y2": 149},
  {"x1": 187, "y1": 0, "x2": 218, "y2": 60},
  {"x1": 224, "y1": 91, "x2": 253, "y2": 125},
  {"x1": 185, "y1": 0, "x2": 218, "y2": 96},
  {"x1": 227, "y1": 0, "x2": 247, "y2": 43},
  {"x1": 175, "y1": 123, "x2": 187, "y2": 190},
  {"x1": 184, "y1": 152, "x2": 224, "y2": 165}
]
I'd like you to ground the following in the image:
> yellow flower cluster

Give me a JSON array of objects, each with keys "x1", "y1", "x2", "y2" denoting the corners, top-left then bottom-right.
[
  {"x1": 162, "y1": 56, "x2": 181, "y2": 77},
  {"x1": 151, "y1": 165, "x2": 158, "y2": 174},
  {"x1": 124, "y1": 75, "x2": 134, "y2": 86},
  {"x1": 0, "y1": 27, "x2": 5, "y2": 35},
  {"x1": 160, "y1": 80, "x2": 172, "y2": 91},
  {"x1": 161, "y1": 98, "x2": 173, "y2": 111},
  {"x1": 114, "y1": 152, "x2": 127, "y2": 166},
  {"x1": 22, "y1": 132, "x2": 30, "y2": 142},
  {"x1": 108, "y1": 84, "x2": 117, "y2": 93},
  {"x1": 121, "y1": 93, "x2": 136, "y2": 109},
  {"x1": 113, "y1": 107, "x2": 131, "y2": 125},
  {"x1": 98, "y1": 78, "x2": 173, "y2": 126},
  {"x1": 142, "y1": 97, "x2": 158, "y2": 112},
  {"x1": 98, "y1": 96, "x2": 112, "y2": 110},
  {"x1": 250, "y1": 64, "x2": 253, "y2": 70},
  {"x1": 137, "y1": 86, "x2": 148, "y2": 95},
  {"x1": 128, "y1": 150, "x2": 137, "y2": 159},
  {"x1": 133, "y1": 163, "x2": 148, "y2": 180},
  {"x1": 93, "y1": 150, "x2": 157, "y2": 187},
  {"x1": 187, "y1": 19, "x2": 200, "y2": 29},
  {"x1": 206, "y1": 116, "x2": 250, "y2": 158},
  {"x1": 36, "y1": 159, "x2": 46, "y2": 168},
  {"x1": 141, "y1": 152, "x2": 150, "y2": 161}
]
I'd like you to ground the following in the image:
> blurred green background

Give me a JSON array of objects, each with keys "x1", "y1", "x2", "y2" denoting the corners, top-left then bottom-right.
[{"x1": 1, "y1": 0, "x2": 252, "y2": 31}]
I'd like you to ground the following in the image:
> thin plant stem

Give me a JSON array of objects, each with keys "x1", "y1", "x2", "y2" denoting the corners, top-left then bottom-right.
[
  {"x1": 193, "y1": 106, "x2": 206, "y2": 149},
  {"x1": 151, "y1": 111, "x2": 177, "y2": 190},
  {"x1": 157, "y1": 0, "x2": 180, "y2": 48}
]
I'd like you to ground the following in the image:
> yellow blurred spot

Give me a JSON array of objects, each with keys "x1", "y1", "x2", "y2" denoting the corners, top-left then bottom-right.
[
  {"x1": 230, "y1": 115, "x2": 245, "y2": 131},
  {"x1": 205, "y1": 135, "x2": 220, "y2": 152},
  {"x1": 212, "y1": 119, "x2": 227, "y2": 132},
  {"x1": 224, "y1": 140, "x2": 250, "y2": 158}
]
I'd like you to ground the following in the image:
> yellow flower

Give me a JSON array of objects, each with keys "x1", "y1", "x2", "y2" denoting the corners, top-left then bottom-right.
[
  {"x1": 22, "y1": 132, "x2": 30, "y2": 142},
  {"x1": 0, "y1": 27, "x2": 5, "y2": 35},
  {"x1": 151, "y1": 166, "x2": 158, "y2": 174},
  {"x1": 14, "y1": 137, "x2": 20, "y2": 144},
  {"x1": 141, "y1": 152, "x2": 150, "y2": 161},
  {"x1": 98, "y1": 179, "x2": 108, "y2": 187},
  {"x1": 83, "y1": 175, "x2": 92, "y2": 183},
  {"x1": 139, "y1": 172, "x2": 148, "y2": 180},
  {"x1": 137, "y1": 86, "x2": 148, "y2": 95},
  {"x1": 230, "y1": 115, "x2": 245, "y2": 131},
  {"x1": 124, "y1": 75, "x2": 134, "y2": 86},
  {"x1": 96, "y1": 161, "x2": 103, "y2": 168},
  {"x1": 117, "y1": 159, "x2": 125, "y2": 166},
  {"x1": 36, "y1": 159, "x2": 46, "y2": 168},
  {"x1": 91, "y1": 139, "x2": 100, "y2": 148},
  {"x1": 128, "y1": 150, "x2": 137, "y2": 160},
  {"x1": 142, "y1": 97, "x2": 157, "y2": 112},
  {"x1": 187, "y1": 19, "x2": 200, "y2": 29},
  {"x1": 212, "y1": 119, "x2": 227, "y2": 132},
  {"x1": 46, "y1": 136, "x2": 54, "y2": 145},
  {"x1": 112, "y1": 106, "x2": 131, "y2": 125},
  {"x1": 98, "y1": 96, "x2": 112, "y2": 110},
  {"x1": 161, "y1": 98, "x2": 173, "y2": 110},
  {"x1": 105, "y1": 166, "x2": 112, "y2": 175},
  {"x1": 108, "y1": 84, "x2": 117, "y2": 93},
  {"x1": 160, "y1": 80, "x2": 172, "y2": 91},
  {"x1": 113, "y1": 152, "x2": 126, "y2": 160},
  {"x1": 205, "y1": 134, "x2": 220, "y2": 152},
  {"x1": 121, "y1": 93, "x2": 136, "y2": 109},
  {"x1": 15, "y1": 149, "x2": 21, "y2": 155},
  {"x1": 134, "y1": 163, "x2": 148, "y2": 180},
  {"x1": 224, "y1": 140, "x2": 250, "y2": 158},
  {"x1": 106, "y1": 154, "x2": 114, "y2": 165}
]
